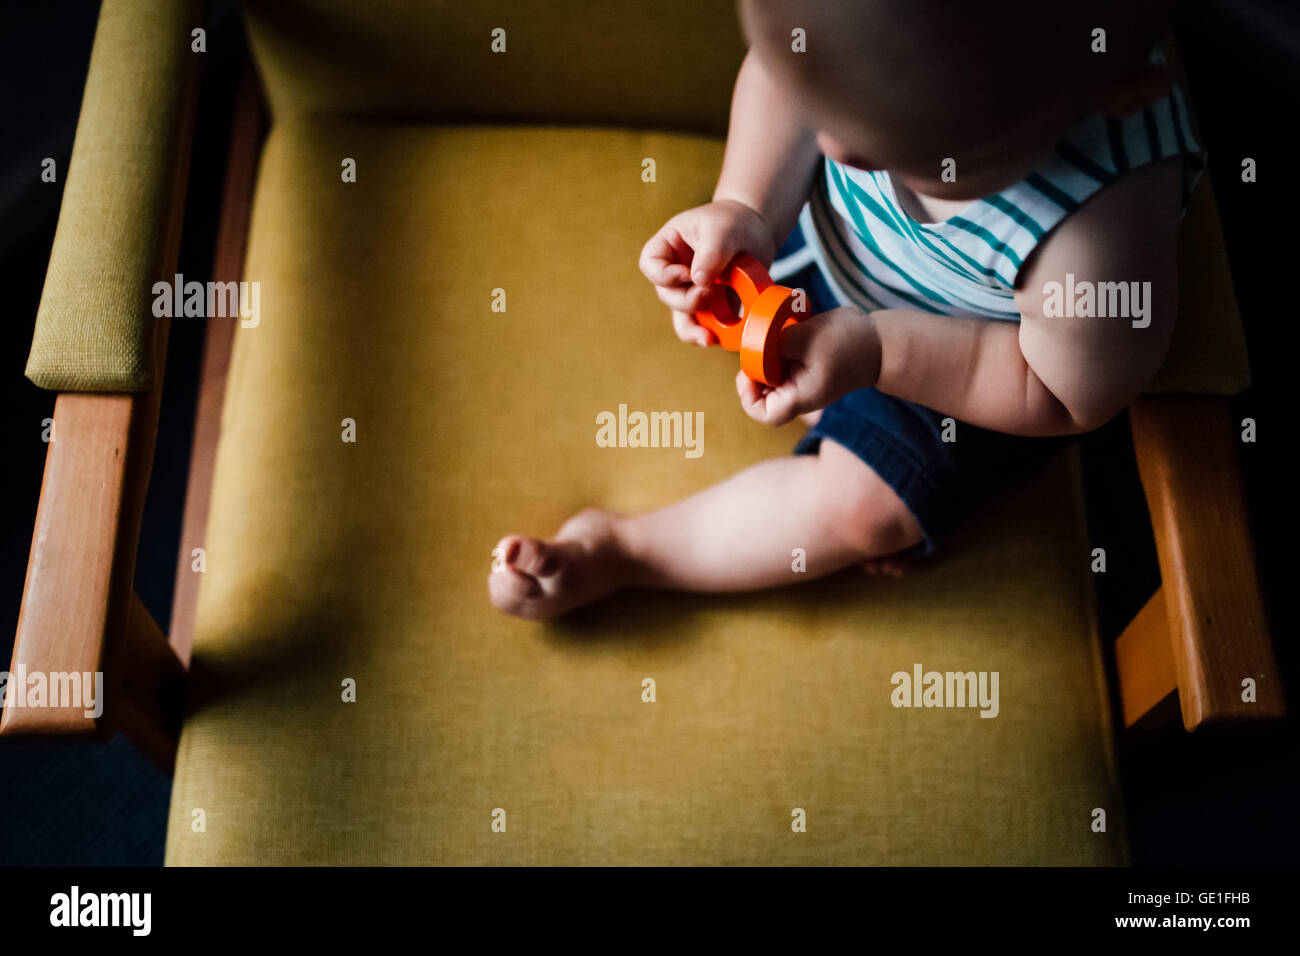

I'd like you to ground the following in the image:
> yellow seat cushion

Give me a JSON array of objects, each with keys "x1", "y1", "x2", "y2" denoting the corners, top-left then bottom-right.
[{"x1": 165, "y1": 120, "x2": 1125, "y2": 865}]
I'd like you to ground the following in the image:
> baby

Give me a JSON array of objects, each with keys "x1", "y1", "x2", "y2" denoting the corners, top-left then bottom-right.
[{"x1": 489, "y1": 0, "x2": 1197, "y2": 619}]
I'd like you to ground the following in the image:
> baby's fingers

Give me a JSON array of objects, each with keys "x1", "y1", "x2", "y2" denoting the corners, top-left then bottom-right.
[
  {"x1": 639, "y1": 233, "x2": 677, "y2": 284},
  {"x1": 673, "y1": 310, "x2": 715, "y2": 346},
  {"x1": 736, "y1": 370, "x2": 801, "y2": 426},
  {"x1": 736, "y1": 373, "x2": 766, "y2": 413},
  {"x1": 656, "y1": 282, "x2": 717, "y2": 315},
  {"x1": 640, "y1": 230, "x2": 695, "y2": 287}
]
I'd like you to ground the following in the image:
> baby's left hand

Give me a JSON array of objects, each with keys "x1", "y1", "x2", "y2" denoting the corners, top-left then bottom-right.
[{"x1": 736, "y1": 306, "x2": 881, "y2": 426}]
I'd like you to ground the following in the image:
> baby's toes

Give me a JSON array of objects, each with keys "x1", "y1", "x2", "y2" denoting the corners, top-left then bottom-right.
[
  {"x1": 488, "y1": 562, "x2": 543, "y2": 614},
  {"x1": 507, "y1": 535, "x2": 560, "y2": 578},
  {"x1": 859, "y1": 555, "x2": 908, "y2": 578}
]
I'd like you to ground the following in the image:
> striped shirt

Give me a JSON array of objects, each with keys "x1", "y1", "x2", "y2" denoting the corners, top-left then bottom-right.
[{"x1": 772, "y1": 81, "x2": 1203, "y2": 321}]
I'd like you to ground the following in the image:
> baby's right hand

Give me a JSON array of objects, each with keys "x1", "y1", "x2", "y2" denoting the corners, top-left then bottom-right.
[{"x1": 639, "y1": 199, "x2": 775, "y2": 346}]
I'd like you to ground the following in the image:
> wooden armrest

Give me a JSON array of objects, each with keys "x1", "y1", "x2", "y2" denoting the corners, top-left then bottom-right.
[
  {"x1": 1117, "y1": 395, "x2": 1285, "y2": 730},
  {"x1": 3, "y1": 60, "x2": 267, "y2": 773},
  {"x1": 2, "y1": 0, "x2": 208, "y2": 771},
  {"x1": 0, "y1": 386, "x2": 186, "y2": 768}
]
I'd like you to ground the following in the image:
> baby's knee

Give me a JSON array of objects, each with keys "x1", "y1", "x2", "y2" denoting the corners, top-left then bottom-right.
[{"x1": 815, "y1": 440, "x2": 923, "y2": 558}]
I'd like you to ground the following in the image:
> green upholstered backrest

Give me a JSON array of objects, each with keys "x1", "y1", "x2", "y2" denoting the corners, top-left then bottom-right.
[{"x1": 242, "y1": 0, "x2": 747, "y2": 136}]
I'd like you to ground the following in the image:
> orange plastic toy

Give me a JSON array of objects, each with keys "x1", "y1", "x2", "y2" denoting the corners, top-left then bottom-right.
[{"x1": 693, "y1": 254, "x2": 803, "y2": 386}]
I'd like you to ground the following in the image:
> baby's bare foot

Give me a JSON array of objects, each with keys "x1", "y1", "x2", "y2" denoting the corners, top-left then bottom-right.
[{"x1": 488, "y1": 509, "x2": 629, "y2": 620}]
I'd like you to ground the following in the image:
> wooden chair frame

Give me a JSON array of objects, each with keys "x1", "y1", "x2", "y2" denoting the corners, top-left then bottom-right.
[
  {"x1": 1, "y1": 53, "x2": 1285, "y2": 775},
  {"x1": 1, "y1": 65, "x2": 265, "y2": 771}
]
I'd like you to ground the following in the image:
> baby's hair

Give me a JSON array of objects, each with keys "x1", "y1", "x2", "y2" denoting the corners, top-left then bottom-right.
[{"x1": 740, "y1": 0, "x2": 1178, "y2": 131}]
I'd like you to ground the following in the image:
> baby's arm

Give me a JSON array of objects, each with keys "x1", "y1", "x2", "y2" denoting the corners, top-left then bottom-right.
[
  {"x1": 641, "y1": 52, "x2": 822, "y2": 344},
  {"x1": 743, "y1": 157, "x2": 1182, "y2": 437},
  {"x1": 881, "y1": 157, "x2": 1180, "y2": 435},
  {"x1": 712, "y1": 51, "x2": 824, "y2": 253}
]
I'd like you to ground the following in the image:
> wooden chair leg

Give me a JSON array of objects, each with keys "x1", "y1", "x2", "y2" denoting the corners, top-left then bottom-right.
[
  {"x1": 108, "y1": 593, "x2": 187, "y2": 773},
  {"x1": 1115, "y1": 589, "x2": 1178, "y2": 727},
  {"x1": 1126, "y1": 396, "x2": 1286, "y2": 729}
]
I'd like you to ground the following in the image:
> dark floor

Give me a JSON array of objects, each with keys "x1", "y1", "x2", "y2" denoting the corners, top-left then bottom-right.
[{"x1": 1, "y1": 1, "x2": 1297, "y2": 866}]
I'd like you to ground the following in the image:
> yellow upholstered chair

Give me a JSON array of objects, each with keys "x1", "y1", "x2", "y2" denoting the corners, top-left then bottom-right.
[{"x1": 3, "y1": 0, "x2": 1282, "y2": 865}]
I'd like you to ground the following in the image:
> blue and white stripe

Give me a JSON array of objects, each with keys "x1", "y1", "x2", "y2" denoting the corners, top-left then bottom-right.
[{"x1": 772, "y1": 79, "x2": 1203, "y2": 322}]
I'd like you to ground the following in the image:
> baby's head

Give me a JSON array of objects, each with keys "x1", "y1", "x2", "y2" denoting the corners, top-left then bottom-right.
[{"x1": 740, "y1": 0, "x2": 1177, "y2": 199}]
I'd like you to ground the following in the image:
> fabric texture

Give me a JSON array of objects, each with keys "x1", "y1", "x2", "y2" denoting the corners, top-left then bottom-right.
[
  {"x1": 241, "y1": 0, "x2": 745, "y2": 136},
  {"x1": 25, "y1": 0, "x2": 204, "y2": 392},
  {"x1": 164, "y1": 121, "x2": 1125, "y2": 865}
]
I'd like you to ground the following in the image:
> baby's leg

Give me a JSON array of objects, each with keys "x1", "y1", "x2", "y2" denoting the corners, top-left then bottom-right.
[{"x1": 488, "y1": 439, "x2": 923, "y2": 620}]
